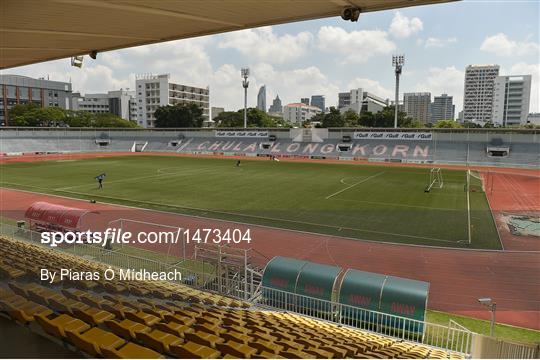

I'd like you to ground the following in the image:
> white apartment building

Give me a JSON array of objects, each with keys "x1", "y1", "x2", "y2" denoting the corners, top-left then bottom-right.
[
  {"x1": 283, "y1": 103, "x2": 322, "y2": 125},
  {"x1": 72, "y1": 89, "x2": 136, "y2": 122},
  {"x1": 404, "y1": 92, "x2": 431, "y2": 124},
  {"x1": 135, "y1": 74, "x2": 209, "y2": 128},
  {"x1": 339, "y1": 88, "x2": 388, "y2": 115},
  {"x1": 462, "y1": 65, "x2": 500, "y2": 123},
  {"x1": 492, "y1": 75, "x2": 531, "y2": 126}
]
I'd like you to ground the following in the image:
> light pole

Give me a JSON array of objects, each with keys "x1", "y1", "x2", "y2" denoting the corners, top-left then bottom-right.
[
  {"x1": 392, "y1": 55, "x2": 405, "y2": 129},
  {"x1": 241, "y1": 67, "x2": 250, "y2": 128},
  {"x1": 478, "y1": 298, "x2": 496, "y2": 337}
]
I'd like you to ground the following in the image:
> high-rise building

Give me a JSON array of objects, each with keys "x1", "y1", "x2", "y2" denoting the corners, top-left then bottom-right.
[
  {"x1": 283, "y1": 103, "x2": 322, "y2": 125},
  {"x1": 72, "y1": 89, "x2": 136, "y2": 122},
  {"x1": 135, "y1": 74, "x2": 209, "y2": 128},
  {"x1": 268, "y1": 94, "x2": 283, "y2": 113},
  {"x1": 310, "y1": 95, "x2": 325, "y2": 112},
  {"x1": 0, "y1": 74, "x2": 73, "y2": 126},
  {"x1": 430, "y1": 94, "x2": 455, "y2": 123},
  {"x1": 492, "y1": 75, "x2": 531, "y2": 126},
  {"x1": 257, "y1": 85, "x2": 266, "y2": 113},
  {"x1": 211, "y1": 107, "x2": 224, "y2": 120},
  {"x1": 339, "y1": 88, "x2": 388, "y2": 115},
  {"x1": 338, "y1": 92, "x2": 351, "y2": 109},
  {"x1": 403, "y1": 92, "x2": 431, "y2": 124},
  {"x1": 462, "y1": 65, "x2": 500, "y2": 123},
  {"x1": 300, "y1": 98, "x2": 310, "y2": 106}
]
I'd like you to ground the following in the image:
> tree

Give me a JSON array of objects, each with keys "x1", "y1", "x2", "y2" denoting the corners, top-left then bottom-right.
[
  {"x1": 434, "y1": 120, "x2": 462, "y2": 128},
  {"x1": 92, "y1": 113, "x2": 138, "y2": 128},
  {"x1": 462, "y1": 121, "x2": 481, "y2": 128},
  {"x1": 154, "y1": 103, "x2": 204, "y2": 128},
  {"x1": 321, "y1": 107, "x2": 345, "y2": 127},
  {"x1": 215, "y1": 108, "x2": 286, "y2": 128},
  {"x1": 8, "y1": 102, "x2": 137, "y2": 127},
  {"x1": 342, "y1": 109, "x2": 360, "y2": 127}
]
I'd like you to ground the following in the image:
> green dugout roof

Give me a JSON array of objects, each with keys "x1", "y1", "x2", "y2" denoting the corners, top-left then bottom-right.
[
  {"x1": 262, "y1": 256, "x2": 308, "y2": 293},
  {"x1": 339, "y1": 269, "x2": 386, "y2": 311},
  {"x1": 379, "y1": 275, "x2": 430, "y2": 322},
  {"x1": 296, "y1": 261, "x2": 342, "y2": 301}
]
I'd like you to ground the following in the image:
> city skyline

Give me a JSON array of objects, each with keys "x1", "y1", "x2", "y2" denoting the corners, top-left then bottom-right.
[{"x1": 3, "y1": 1, "x2": 539, "y2": 116}]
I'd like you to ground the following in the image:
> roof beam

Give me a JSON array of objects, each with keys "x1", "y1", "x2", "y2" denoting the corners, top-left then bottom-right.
[
  {"x1": 52, "y1": 0, "x2": 245, "y2": 28},
  {"x1": 0, "y1": 28, "x2": 158, "y2": 41}
]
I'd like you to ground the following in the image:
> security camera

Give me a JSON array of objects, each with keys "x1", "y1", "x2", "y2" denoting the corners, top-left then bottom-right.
[
  {"x1": 89, "y1": 50, "x2": 98, "y2": 59},
  {"x1": 478, "y1": 298, "x2": 493, "y2": 306},
  {"x1": 341, "y1": 7, "x2": 361, "y2": 22}
]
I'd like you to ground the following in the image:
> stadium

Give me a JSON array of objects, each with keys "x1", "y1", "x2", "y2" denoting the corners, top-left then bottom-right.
[{"x1": 1, "y1": 1, "x2": 539, "y2": 359}]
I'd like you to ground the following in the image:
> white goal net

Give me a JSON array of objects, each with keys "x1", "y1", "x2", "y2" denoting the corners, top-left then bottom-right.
[{"x1": 425, "y1": 168, "x2": 443, "y2": 192}]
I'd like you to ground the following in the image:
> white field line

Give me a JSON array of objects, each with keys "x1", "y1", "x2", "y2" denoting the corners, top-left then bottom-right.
[
  {"x1": 326, "y1": 172, "x2": 385, "y2": 200},
  {"x1": 467, "y1": 170, "x2": 472, "y2": 245},
  {"x1": 336, "y1": 198, "x2": 462, "y2": 212}
]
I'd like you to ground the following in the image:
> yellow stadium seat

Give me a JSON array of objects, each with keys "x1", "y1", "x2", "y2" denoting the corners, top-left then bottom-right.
[
  {"x1": 104, "y1": 318, "x2": 151, "y2": 340},
  {"x1": 66, "y1": 327, "x2": 126, "y2": 357},
  {"x1": 217, "y1": 340, "x2": 258, "y2": 358},
  {"x1": 125, "y1": 311, "x2": 161, "y2": 327},
  {"x1": 185, "y1": 330, "x2": 225, "y2": 348},
  {"x1": 35, "y1": 313, "x2": 91, "y2": 339},
  {"x1": 154, "y1": 321, "x2": 194, "y2": 338},
  {"x1": 163, "y1": 313, "x2": 196, "y2": 327},
  {"x1": 170, "y1": 341, "x2": 221, "y2": 359},
  {"x1": 136, "y1": 329, "x2": 183, "y2": 354},
  {"x1": 101, "y1": 342, "x2": 164, "y2": 359}
]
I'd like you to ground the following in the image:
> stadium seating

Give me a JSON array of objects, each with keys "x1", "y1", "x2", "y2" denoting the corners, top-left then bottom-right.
[
  {"x1": 0, "y1": 235, "x2": 463, "y2": 358},
  {"x1": 1, "y1": 128, "x2": 538, "y2": 168}
]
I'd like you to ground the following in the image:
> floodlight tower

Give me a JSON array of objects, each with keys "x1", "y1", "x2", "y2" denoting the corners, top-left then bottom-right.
[
  {"x1": 392, "y1": 55, "x2": 405, "y2": 128},
  {"x1": 241, "y1": 67, "x2": 250, "y2": 128}
]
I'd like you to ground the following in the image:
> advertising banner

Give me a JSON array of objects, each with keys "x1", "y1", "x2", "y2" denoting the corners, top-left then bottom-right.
[
  {"x1": 215, "y1": 130, "x2": 269, "y2": 138},
  {"x1": 353, "y1": 132, "x2": 433, "y2": 141}
]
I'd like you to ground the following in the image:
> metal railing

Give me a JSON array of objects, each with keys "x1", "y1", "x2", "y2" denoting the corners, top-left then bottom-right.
[{"x1": 253, "y1": 285, "x2": 474, "y2": 355}]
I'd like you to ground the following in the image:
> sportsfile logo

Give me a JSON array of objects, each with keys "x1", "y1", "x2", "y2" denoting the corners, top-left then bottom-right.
[{"x1": 40, "y1": 228, "x2": 182, "y2": 247}]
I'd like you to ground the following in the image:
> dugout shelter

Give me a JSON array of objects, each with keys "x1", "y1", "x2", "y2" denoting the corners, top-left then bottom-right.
[{"x1": 24, "y1": 201, "x2": 94, "y2": 233}]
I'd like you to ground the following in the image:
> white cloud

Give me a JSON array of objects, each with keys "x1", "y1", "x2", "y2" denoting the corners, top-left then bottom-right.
[
  {"x1": 480, "y1": 33, "x2": 539, "y2": 57},
  {"x1": 317, "y1": 26, "x2": 395, "y2": 64},
  {"x1": 415, "y1": 66, "x2": 464, "y2": 113},
  {"x1": 219, "y1": 26, "x2": 313, "y2": 64},
  {"x1": 506, "y1": 62, "x2": 540, "y2": 112},
  {"x1": 419, "y1": 37, "x2": 458, "y2": 48},
  {"x1": 389, "y1": 12, "x2": 423, "y2": 38},
  {"x1": 346, "y1": 78, "x2": 393, "y2": 100},
  {"x1": 250, "y1": 63, "x2": 340, "y2": 109}
]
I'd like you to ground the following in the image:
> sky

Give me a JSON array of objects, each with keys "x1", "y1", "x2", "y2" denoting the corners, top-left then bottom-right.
[{"x1": 4, "y1": 0, "x2": 539, "y2": 114}]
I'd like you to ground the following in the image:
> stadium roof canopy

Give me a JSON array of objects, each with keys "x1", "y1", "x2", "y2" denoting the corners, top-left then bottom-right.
[{"x1": 1, "y1": 0, "x2": 457, "y2": 69}]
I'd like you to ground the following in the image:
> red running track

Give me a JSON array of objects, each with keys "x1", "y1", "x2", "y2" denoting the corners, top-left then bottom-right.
[
  {"x1": 483, "y1": 171, "x2": 540, "y2": 251},
  {"x1": 1, "y1": 187, "x2": 539, "y2": 330}
]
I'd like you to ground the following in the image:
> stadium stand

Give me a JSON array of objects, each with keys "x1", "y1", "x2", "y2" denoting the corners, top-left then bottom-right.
[
  {"x1": 1, "y1": 128, "x2": 538, "y2": 168},
  {"x1": 0, "y1": 235, "x2": 463, "y2": 359}
]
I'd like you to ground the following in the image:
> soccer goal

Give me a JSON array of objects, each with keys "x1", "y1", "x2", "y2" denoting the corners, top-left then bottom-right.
[
  {"x1": 424, "y1": 168, "x2": 443, "y2": 192},
  {"x1": 466, "y1": 170, "x2": 485, "y2": 193}
]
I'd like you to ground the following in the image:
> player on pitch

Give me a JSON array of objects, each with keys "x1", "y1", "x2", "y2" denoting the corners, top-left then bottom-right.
[{"x1": 96, "y1": 173, "x2": 106, "y2": 189}]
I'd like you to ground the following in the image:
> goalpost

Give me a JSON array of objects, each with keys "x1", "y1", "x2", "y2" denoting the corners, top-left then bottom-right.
[
  {"x1": 463, "y1": 170, "x2": 485, "y2": 245},
  {"x1": 424, "y1": 168, "x2": 443, "y2": 192}
]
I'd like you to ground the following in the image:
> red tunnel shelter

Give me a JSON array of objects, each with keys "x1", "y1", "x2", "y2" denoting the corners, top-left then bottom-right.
[{"x1": 25, "y1": 201, "x2": 91, "y2": 232}]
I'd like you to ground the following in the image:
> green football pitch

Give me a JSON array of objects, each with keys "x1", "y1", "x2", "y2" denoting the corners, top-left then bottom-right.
[{"x1": 0, "y1": 155, "x2": 501, "y2": 249}]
